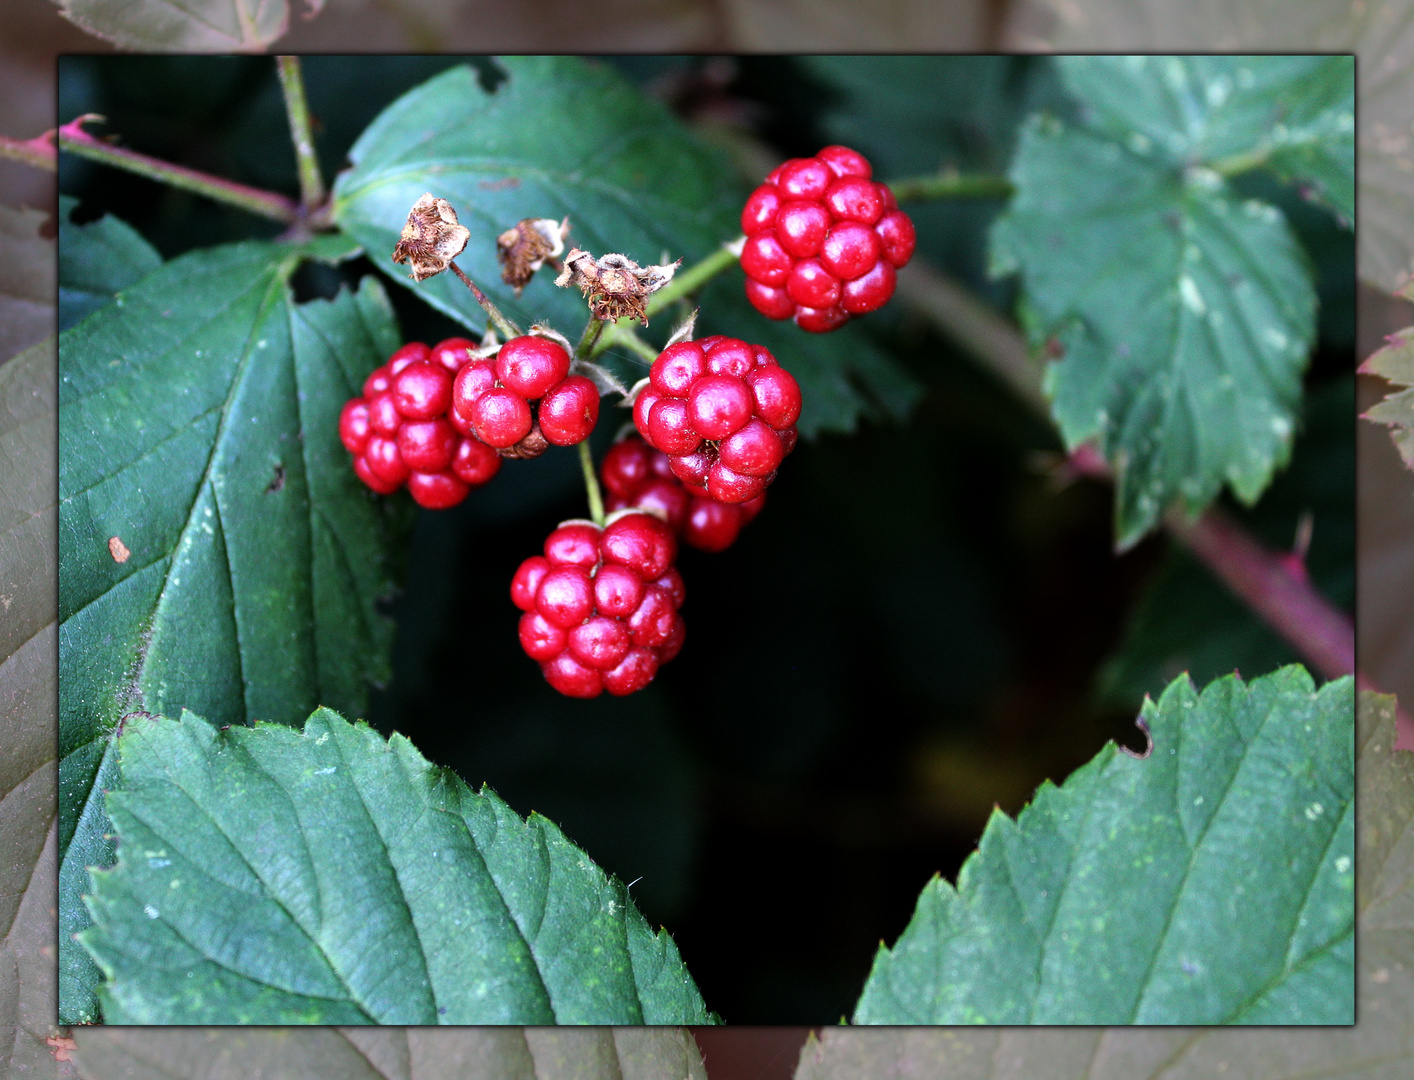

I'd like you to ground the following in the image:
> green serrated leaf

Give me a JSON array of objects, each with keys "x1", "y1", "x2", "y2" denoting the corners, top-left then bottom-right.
[
  {"x1": 56, "y1": 0, "x2": 291, "y2": 52},
  {"x1": 57, "y1": 197, "x2": 164, "y2": 333},
  {"x1": 57, "y1": 239, "x2": 404, "y2": 1023},
  {"x1": 1057, "y1": 56, "x2": 1354, "y2": 223},
  {"x1": 853, "y1": 667, "x2": 1353, "y2": 1024},
  {"x1": 73, "y1": 1027, "x2": 709, "y2": 1080},
  {"x1": 802, "y1": 691, "x2": 1404, "y2": 1071},
  {"x1": 1100, "y1": 378, "x2": 1353, "y2": 705},
  {"x1": 79, "y1": 708, "x2": 711, "y2": 1025},
  {"x1": 1006, "y1": 0, "x2": 1412, "y2": 290},
  {"x1": 991, "y1": 113, "x2": 1316, "y2": 548},
  {"x1": 1362, "y1": 325, "x2": 1414, "y2": 471},
  {"x1": 1, "y1": 340, "x2": 69, "y2": 1079},
  {"x1": 332, "y1": 57, "x2": 914, "y2": 439}
]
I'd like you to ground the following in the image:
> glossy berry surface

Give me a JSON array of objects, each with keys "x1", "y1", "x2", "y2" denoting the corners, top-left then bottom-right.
[
  {"x1": 739, "y1": 145, "x2": 914, "y2": 331},
  {"x1": 601, "y1": 434, "x2": 766, "y2": 553},
  {"x1": 342, "y1": 339, "x2": 502, "y2": 508},
  {"x1": 450, "y1": 333, "x2": 598, "y2": 453},
  {"x1": 511, "y1": 512, "x2": 684, "y2": 697},
  {"x1": 632, "y1": 335, "x2": 799, "y2": 505}
]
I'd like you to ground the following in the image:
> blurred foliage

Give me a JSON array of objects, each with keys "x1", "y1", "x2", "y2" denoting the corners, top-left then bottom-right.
[{"x1": 55, "y1": 54, "x2": 1353, "y2": 1023}]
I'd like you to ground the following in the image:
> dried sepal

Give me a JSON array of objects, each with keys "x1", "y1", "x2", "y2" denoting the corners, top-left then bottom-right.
[
  {"x1": 527, "y1": 323, "x2": 576, "y2": 356},
  {"x1": 554, "y1": 248, "x2": 681, "y2": 325},
  {"x1": 569, "y1": 359, "x2": 628, "y2": 399},
  {"x1": 497, "y1": 217, "x2": 570, "y2": 294},
  {"x1": 391, "y1": 193, "x2": 470, "y2": 281},
  {"x1": 663, "y1": 308, "x2": 700, "y2": 350}
]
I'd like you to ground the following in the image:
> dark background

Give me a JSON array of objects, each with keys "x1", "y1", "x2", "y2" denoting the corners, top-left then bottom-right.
[{"x1": 56, "y1": 54, "x2": 1354, "y2": 1024}]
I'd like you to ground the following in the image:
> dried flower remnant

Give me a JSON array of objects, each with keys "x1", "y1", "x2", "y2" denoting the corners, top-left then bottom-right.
[
  {"x1": 497, "y1": 217, "x2": 570, "y2": 294},
  {"x1": 391, "y1": 193, "x2": 471, "y2": 281},
  {"x1": 555, "y1": 248, "x2": 681, "y2": 325},
  {"x1": 499, "y1": 422, "x2": 551, "y2": 460}
]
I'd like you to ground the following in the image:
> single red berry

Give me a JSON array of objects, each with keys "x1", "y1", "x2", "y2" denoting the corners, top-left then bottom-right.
[
  {"x1": 393, "y1": 360, "x2": 453, "y2": 421},
  {"x1": 364, "y1": 436, "x2": 409, "y2": 487},
  {"x1": 430, "y1": 337, "x2": 476, "y2": 374},
  {"x1": 707, "y1": 460, "x2": 766, "y2": 504},
  {"x1": 740, "y1": 231, "x2": 793, "y2": 287},
  {"x1": 544, "y1": 521, "x2": 601, "y2": 567},
  {"x1": 542, "y1": 651, "x2": 603, "y2": 698},
  {"x1": 602, "y1": 437, "x2": 654, "y2": 499},
  {"x1": 535, "y1": 564, "x2": 595, "y2": 629},
  {"x1": 397, "y1": 418, "x2": 457, "y2": 473},
  {"x1": 496, "y1": 335, "x2": 572, "y2": 400},
  {"x1": 519, "y1": 610, "x2": 567, "y2": 662},
  {"x1": 744, "y1": 279, "x2": 795, "y2": 320},
  {"x1": 603, "y1": 648, "x2": 659, "y2": 696},
  {"x1": 363, "y1": 365, "x2": 393, "y2": 399},
  {"x1": 628, "y1": 585, "x2": 677, "y2": 648},
  {"x1": 367, "y1": 391, "x2": 401, "y2": 437},
  {"x1": 406, "y1": 470, "x2": 470, "y2": 509},
  {"x1": 819, "y1": 222, "x2": 882, "y2": 281},
  {"x1": 470, "y1": 387, "x2": 533, "y2": 448},
  {"x1": 647, "y1": 397, "x2": 703, "y2": 455},
  {"x1": 626, "y1": 477, "x2": 688, "y2": 531},
  {"x1": 776, "y1": 200, "x2": 831, "y2": 259},
  {"x1": 777, "y1": 158, "x2": 832, "y2": 200},
  {"x1": 593, "y1": 562, "x2": 646, "y2": 618},
  {"x1": 824, "y1": 177, "x2": 884, "y2": 225},
  {"x1": 568, "y1": 616, "x2": 631, "y2": 670},
  {"x1": 538, "y1": 375, "x2": 599, "y2": 446},
  {"x1": 452, "y1": 359, "x2": 498, "y2": 422},
  {"x1": 668, "y1": 448, "x2": 712, "y2": 490},
  {"x1": 452, "y1": 435, "x2": 500, "y2": 486},
  {"x1": 703, "y1": 337, "x2": 756, "y2": 379},
  {"x1": 786, "y1": 259, "x2": 842, "y2": 310},
  {"x1": 602, "y1": 511, "x2": 676, "y2": 580},
  {"x1": 794, "y1": 304, "x2": 849, "y2": 334},
  {"x1": 354, "y1": 454, "x2": 401, "y2": 495},
  {"x1": 651, "y1": 341, "x2": 709, "y2": 396},
  {"x1": 683, "y1": 497, "x2": 742, "y2": 553},
  {"x1": 876, "y1": 210, "x2": 917, "y2": 267},
  {"x1": 688, "y1": 374, "x2": 754, "y2": 441},
  {"x1": 841, "y1": 259, "x2": 897, "y2": 315},
  {"x1": 745, "y1": 365, "x2": 803, "y2": 430},
  {"x1": 511, "y1": 555, "x2": 551, "y2": 611},
  {"x1": 741, "y1": 185, "x2": 781, "y2": 233},
  {"x1": 339, "y1": 399, "x2": 372, "y2": 455},
  {"x1": 719, "y1": 418, "x2": 784, "y2": 478},
  {"x1": 816, "y1": 145, "x2": 872, "y2": 179},
  {"x1": 633, "y1": 384, "x2": 665, "y2": 441},
  {"x1": 654, "y1": 566, "x2": 686, "y2": 609},
  {"x1": 387, "y1": 342, "x2": 430, "y2": 373}
]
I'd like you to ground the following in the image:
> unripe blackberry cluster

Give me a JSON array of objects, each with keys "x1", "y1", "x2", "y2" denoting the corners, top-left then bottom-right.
[
  {"x1": 452, "y1": 334, "x2": 599, "y2": 453},
  {"x1": 632, "y1": 334, "x2": 801, "y2": 504},
  {"x1": 511, "y1": 512, "x2": 685, "y2": 698},
  {"x1": 340, "y1": 338, "x2": 501, "y2": 509},
  {"x1": 601, "y1": 434, "x2": 765, "y2": 553},
  {"x1": 740, "y1": 145, "x2": 916, "y2": 332}
]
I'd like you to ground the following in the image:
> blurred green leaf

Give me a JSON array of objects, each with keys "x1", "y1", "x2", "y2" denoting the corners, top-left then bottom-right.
[
  {"x1": 1100, "y1": 378, "x2": 1353, "y2": 704},
  {"x1": 74, "y1": 1028, "x2": 708, "y2": 1080},
  {"x1": 80, "y1": 708, "x2": 711, "y2": 1024},
  {"x1": 55, "y1": 0, "x2": 293, "y2": 52},
  {"x1": 1, "y1": 340, "x2": 70, "y2": 1080},
  {"x1": 57, "y1": 234, "x2": 399, "y2": 1023},
  {"x1": 853, "y1": 667, "x2": 1353, "y2": 1024},
  {"x1": 1060, "y1": 56, "x2": 1353, "y2": 222},
  {"x1": 1004, "y1": 0, "x2": 1413, "y2": 290},
  {"x1": 0, "y1": 207, "x2": 55, "y2": 365},
  {"x1": 991, "y1": 81, "x2": 1318, "y2": 546},
  {"x1": 57, "y1": 197, "x2": 163, "y2": 333},
  {"x1": 1361, "y1": 280, "x2": 1414, "y2": 471},
  {"x1": 332, "y1": 57, "x2": 915, "y2": 438}
]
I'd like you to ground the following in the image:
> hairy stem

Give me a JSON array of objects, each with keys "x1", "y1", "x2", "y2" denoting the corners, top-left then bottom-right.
[
  {"x1": 58, "y1": 115, "x2": 299, "y2": 225},
  {"x1": 276, "y1": 57, "x2": 325, "y2": 213},
  {"x1": 889, "y1": 172, "x2": 1015, "y2": 202},
  {"x1": 596, "y1": 325, "x2": 661, "y2": 366},
  {"x1": 575, "y1": 314, "x2": 606, "y2": 361},
  {"x1": 899, "y1": 256, "x2": 1362, "y2": 690},
  {"x1": 579, "y1": 440, "x2": 605, "y2": 527},
  {"x1": 449, "y1": 262, "x2": 521, "y2": 339},
  {"x1": 0, "y1": 130, "x2": 56, "y2": 172},
  {"x1": 644, "y1": 243, "x2": 740, "y2": 319}
]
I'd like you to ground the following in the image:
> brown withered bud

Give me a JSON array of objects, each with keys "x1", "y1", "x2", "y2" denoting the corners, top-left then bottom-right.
[
  {"x1": 554, "y1": 248, "x2": 681, "y2": 325},
  {"x1": 498, "y1": 422, "x2": 550, "y2": 460},
  {"x1": 391, "y1": 193, "x2": 470, "y2": 281},
  {"x1": 497, "y1": 217, "x2": 569, "y2": 294}
]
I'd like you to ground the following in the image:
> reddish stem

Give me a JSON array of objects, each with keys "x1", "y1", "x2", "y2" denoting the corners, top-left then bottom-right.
[
  {"x1": 57, "y1": 114, "x2": 299, "y2": 225},
  {"x1": 0, "y1": 129, "x2": 57, "y2": 171}
]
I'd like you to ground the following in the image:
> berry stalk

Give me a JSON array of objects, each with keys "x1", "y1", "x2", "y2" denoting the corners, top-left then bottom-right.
[
  {"x1": 887, "y1": 172, "x2": 1014, "y2": 202},
  {"x1": 58, "y1": 115, "x2": 300, "y2": 225},
  {"x1": 449, "y1": 262, "x2": 522, "y2": 340},
  {"x1": 579, "y1": 439, "x2": 606, "y2": 527}
]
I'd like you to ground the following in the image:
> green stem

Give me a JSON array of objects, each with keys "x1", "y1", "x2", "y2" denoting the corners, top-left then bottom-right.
[
  {"x1": 1209, "y1": 147, "x2": 1271, "y2": 178},
  {"x1": 449, "y1": 262, "x2": 521, "y2": 339},
  {"x1": 0, "y1": 131, "x2": 56, "y2": 172},
  {"x1": 57, "y1": 115, "x2": 298, "y2": 225},
  {"x1": 575, "y1": 314, "x2": 606, "y2": 361},
  {"x1": 596, "y1": 324, "x2": 661, "y2": 366},
  {"x1": 275, "y1": 57, "x2": 325, "y2": 212},
  {"x1": 579, "y1": 440, "x2": 605, "y2": 527},
  {"x1": 888, "y1": 172, "x2": 1014, "y2": 202},
  {"x1": 644, "y1": 243, "x2": 740, "y2": 319}
]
